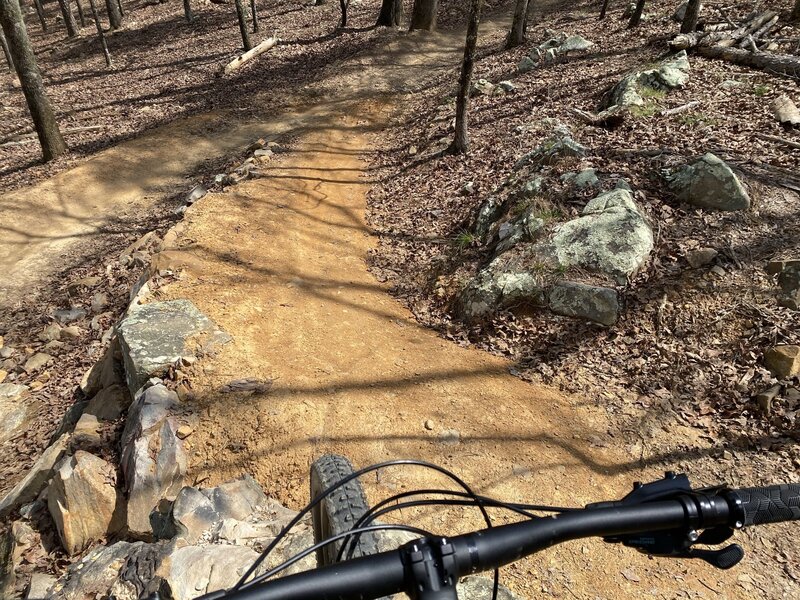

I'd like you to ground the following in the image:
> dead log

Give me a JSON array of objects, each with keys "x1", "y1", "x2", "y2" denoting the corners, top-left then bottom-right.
[
  {"x1": 221, "y1": 36, "x2": 277, "y2": 75},
  {"x1": 568, "y1": 105, "x2": 628, "y2": 127},
  {"x1": 771, "y1": 94, "x2": 800, "y2": 127},
  {"x1": 738, "y1": 14, "x2": 778, "y2": 48},
  {"x1": 755, "y1": 133, "x2": 800, "y2": 149},
  {"x1": 695, "y1": 44, "x2": 800, "y2": 79}
]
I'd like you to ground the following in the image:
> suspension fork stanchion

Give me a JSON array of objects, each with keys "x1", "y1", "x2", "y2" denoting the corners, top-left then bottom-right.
[{"x1": 401, "y1": 537, "x2": 460, "y2": 600}]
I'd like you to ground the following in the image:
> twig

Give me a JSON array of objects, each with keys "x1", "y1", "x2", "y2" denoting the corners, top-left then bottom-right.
[
  {"x1": 754, "y1": 133, "x2": 800, "y2": 150},
  {"x1": 661, "y1": 101, "x2": 701, "y2": 116}
]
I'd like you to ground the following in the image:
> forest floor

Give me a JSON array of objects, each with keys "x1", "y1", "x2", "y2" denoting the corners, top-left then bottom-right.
[{"x1": 0, "y1": 0, "x2": 799, "y2": 598}]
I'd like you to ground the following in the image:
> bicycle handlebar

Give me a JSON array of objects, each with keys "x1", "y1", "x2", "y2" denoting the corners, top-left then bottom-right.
[
  {"x1": 196, "y1": 484, "x2": 799, "y2": 600},
  {"x1": 736, "y1": 484, "x2": 800, "y2": 525}
]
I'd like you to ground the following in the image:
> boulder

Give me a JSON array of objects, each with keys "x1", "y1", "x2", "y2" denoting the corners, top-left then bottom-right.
[
  {"x1": 514, "y1": 125, "x2": 586, "y2": 170},
  {"x1": 558, "y1": 34, "x2": 593, "y2": 53},
  {"x1": 548, "y1": 281, "x2": 620, "y2": 325},
  {"x1": 497, "y1": 81, "x2": 517, "y2": 93},
  {"x1": 0, "y1": 528, "x2": 14, "y2": 598},
  {"x1": 48, "y1": 451, "x2": 122, "y2": 555},
  {"x1": 0, "y1": 434, "x2": 70, "y2": 519},
  {"x1": 517, "y1": 56, "x2": 536, "y2": 73},
  {"x1": 763, "y1": 345, "x2": 800, "y2": 379},
  {"x1": 86, "y1": 383, "x2": 131, "y2": 421},
  {"x1": 120, "y1": 385, "x2": 187, "y2": 539},
  {"x1": 686, "y1": 247, "x2": 718, "y2": 268},
  {"x1": 540, "y1": 188, "x2": 653, "y2": 284},
  {"x1": 458, "y1": 268, "x2": 548, "y2": 321},
  {"x1": 473, "y1": 197, "x2": 505, "y2": 240},
  {"x1": 495, "y1": 211, "x2": 545, "y2": 255},
  {"x1": 668, "y1": 153, "x2": 750, "y2": 211},
  {"x1": 604, "y1": 51, "x2": 690, "y2": 108},
  {"x1": 117, "y1": 300, "x2": 231, "y2": 395},
  {"x1": 0, "y1": 383, "x2": 29, "y2": 443},
  {"x1": 157, "y1": 544, "x2": 262, "y2": 599},
  {"x1": 470, "y1": 79, "x2": 495, "y2": 96}
]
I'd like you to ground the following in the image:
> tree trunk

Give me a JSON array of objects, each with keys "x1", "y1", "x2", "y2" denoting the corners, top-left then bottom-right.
[
  {"x1": 0, "y1": 0, "x2": 67, "y2": 160},
  {"x1": 74, "y1": 0, "x2": 86, "y2": 27},
  {"x1": 339, "y1": 0, "x2": 347, "y2": 27},
  {"x1": 506, "y1": 0, "x2": 528, "y2": 48},
  {"x1": 0, "y1": 29, "x2": 13, "y2": 71},
  {"x1": 32, "y1": 0, "x2": 47, "y2": 31},
  {"x1": 680, "y1": 0, "x2": 700, "y2": 33},
  {"x1": 104, "y1": 0, "x2": 121, "y2": 29},
  {"x1": 233, "y1": 0, "x2": 252, "y2": 51},
  {"x1": 410, "y1": 0, "x2": 437, "y2": 30},
  {"x1": 792, "y1": 0, "x2": 799, "y2": 22},
  {"x1": 599, "y1": 0, "x2": 611, "y2": 19},
  {"x1": 449, "y1": 0, "x2": 483, "y2": 155},
  {"x1": 376, "y1": 0, "x2": 403, "y2": 26},
  {"x1": 250, "y1": 0, "x2": 258, "y2": 32},
  {"x1": 627, "y1": 0, "x2": 645, "y2": 28},
  {"x1": 87, "y1": 0, "x2": 110, "y2": 66},
  {"x1": 183, "y1": 0, "x2": 192, "y2": 22},
  {"x1": 696, "y1": 44, "x2": 800, "y2": 78},
  {"x1": 57, "y1": 0, "x2": 78, "y2": 36}
]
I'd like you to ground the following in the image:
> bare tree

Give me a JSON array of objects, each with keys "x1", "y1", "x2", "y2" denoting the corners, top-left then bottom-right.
[
  {"x1": 507, "y1": 0, "x2": 528, "y2": 48},
  {"x1": 250, "y1": 0, "x2": 258, "y2": 32},
  {"x1": 450, "y1": 0, "x2": 483, "y2": 155},
  {"x1": 376, "y1": 0, "x2": 403, "y2": 26},
  {"x1": 410, "y1": 0, "x2": 438, "y2": 30},
  {"x1": 104, "y1": 0, "x2": 121, "y2": 28},
  {"x1": 183, "y1": 0, "x2": 192, "y2": 22},
  {"x1": 87, "y1": 0, "x2": 110, "y2": 66},
  {"x1": 233, "y1": 0, "x2": 252, "y2": 50},
  {"x1": 680, "y1": 0, "x2": 700, "y2": 32},
  {"x1": 339, "y1": 0, "x2": 347, "y2": 26},
  {"x1": 627, "y1": 0, "x2": 645, "y2": 28},
  {"x1": 56, "y1": 0, "x2": 78, "y2": 36},
  {"x1": 0, "y1": 0, "x2": 67, "y2": 160},
  {"x1": 0, "y1": 29, "x2": 14, "y2": 71},
  {"x1": 599, "y1": 0, "x2": 610, "y2": 19},
  {"x1": 31, "y1": 0, "x2": 47, "y2": 31},
  {"x1": 74, "y1": 0, "x2": 86, "y2": 27}
]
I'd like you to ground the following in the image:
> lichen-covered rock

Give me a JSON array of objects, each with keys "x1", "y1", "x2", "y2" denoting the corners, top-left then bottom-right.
[
  {"x1": 540, "y1": 188, "x2": 653, "y2": 284},
  {"x1": 120, "y1": 384, "x2": 187, "y2": 539},
  {"x1": 561, "y1": 168, "x2": 600, "y2": 190},
  {"x1": 517, "y1": 56, "x2": 536, "y2": 73},
  {"x1": 668, "y1": 153, "x2": 750, "y2": 211},
  {"x1": 774, "y1": 261, "x2": 800, "y2": 310},
  {"x1": 473, "y1": 197, "x2": 505, "y2": 240},
  {"x1": 458, "y1": 267, "x2": 548, "y2": 321},
  {"x1": 558, "y1": 34, "x2": 593, "y2": 53},
  {"x1": 470, "y1": 78, "x2": 495, "y2": 96},
  {"x1": 548, "y1": 281, "x2": 620, "y2": 325},
  {"x1": 514, "y1": 125, "x2": 586, "y2": 170},
  {"x1": 0, "y1": 434, "x2": 69, "y2": 519},
  {"x1": 48, "y1": 451, "x2": 122, "y2": 555},
  {"x1": 118, "y1": 300, "x2": 231, "y2": 395},
  {"x1": 495, "y1": 211, "x2": 545, "y2": 256},
  {"x1": 604, "y1": 51, "x2": 690, "y2": 108}
]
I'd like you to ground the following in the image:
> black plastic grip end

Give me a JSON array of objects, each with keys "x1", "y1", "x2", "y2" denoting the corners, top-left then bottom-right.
[{"x1": 735, "y1": 484, "x2": 800, "y2": 526}]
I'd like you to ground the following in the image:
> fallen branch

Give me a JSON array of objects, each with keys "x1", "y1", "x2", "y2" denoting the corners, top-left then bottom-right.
[
  {"x1": 755, "y1": 133, "x2": 800, "y2": 150},
  {"x1": 694, "y1": 45, "x2": 800, "y2": 79},
  {"x1": 221, "y1": 36, "x2": 278, "y2": 75},
  {"x1": 0, "y1": 125, "x2": 104, "y2": 146},
  {"x1": 568, "y1": 104, "x2": 628, "y2": 128},
  {"x1": 661, "y1": 101, "x2": 700, "y2": 116}
]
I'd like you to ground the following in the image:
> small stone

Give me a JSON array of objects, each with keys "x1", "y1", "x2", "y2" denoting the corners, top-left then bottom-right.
[
  {"x1": 471, "y1": 79, "x2": 495, "y2": 96},
  {"x1": 23, "y1": 353, "x2": 53, "y2": 373},
  {"x1": 29, "y1": 381, "x2": 44, "y2": 392},
  {"x1": 60, "y1": 326, "x2": 83, "y2": 340},
  {"x1": 439, "y1": 429, "x2": 461, "y2": 446},
  {"x1": 176, "y1": 425, "x2": 193, "y2": 439},
  {"x1": 186, "y1": 184, "x2": 207, "y2": 204},
  {"x1": 461, "y1": 181, "x2": 475, "y2": 195},
  {"x1": 91, "y1": 292, "x2": 109, "y2": 313},
  {"x1": 424, "y1": 419, "x2": 434, "y2": 430},
  {"x1": 67, "y1": 276, "x2": 101, "y2": 295},
  {"x1": 0, "y1": 347, "x2": 12, "y2": 359},
  {"x1": 518, "y1": 56, "x2": 536, "y2": 73},
  {"x1": 71, "y1": 413, "x2": 103, "y2": 451},
  {"x1": 253, "y1": 148, "x2": 274, "y2": 159},
  {"x1": 686, "y1": 248, "x2": 718, "y2": 268},
  {"x1": 43, "y1": 340, "x2": 65, "y2": 352},
  {"x1": 710, "y1": 265, "x2": 727, "y2": 277},
  {"x1": 720, "y1": 79, "x2": 744, "y2": 90},
  {"x1": 558, "y1": 34, "x2": 593, "y2": 53},
  {"x1": 756, "y1": 384, "x2": 781, "y2": 416},
  {"x1": 53, "y1": 307, "x2": 87, "y2": 324},
  {"x1": 408, "y1": 145, "x2": 418, "y2": 155},
  {"x1": 764, "y1": 345, "x2": 800, "y2": 379},
  {"x1": 497, "y1": 81, "x2": 517, "y2": 93},
  {"x1": 39, "y1": 323, "x2": 62, "y2": 342}
]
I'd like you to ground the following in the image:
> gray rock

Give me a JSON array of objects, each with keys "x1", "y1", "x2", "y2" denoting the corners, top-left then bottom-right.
[
  {"x1": 604, "y1": 51, "x2": 690, "y2": 108},
  {"x1": 473, "y1": 197, "x2": 505, "y2": 240},
  {"x1": 91, "y1": 292, "x2": 109, "y2": 313},
  {"x1": 26, "y1": 573, "x2": 56, "y2": 599},
  {"x1": 204, "y1": 476, "x2": 268, "y2": 522},
  {"x1": 52, "y1": 308, "x2": 87, "y2": 324},
  {"x1": 458, "y1": 576, "x2": 521, "y2": 600},
  {"x1": 158, "y1": 545, "x2": 263, "y2": 599},
  {"x1": 39, "y1": 323, "x2": 62, "y2": 342},
  {"x1": 117, "y1": 300, "x2": 231, "y2": 395},
  {"x1": 561, "y1": 168, "x2": 600, "y2": 190},
  {"x1": 668, "y1": 153, "x2": 750, "y2": 211},
  {"x1": 48, "y1": 451, "x2": 122, "y2": 555},
  {"x1": 120, "y1": 385, "x2": 187, "y2": 539},
  {"x1": 470, "y1": 79, "x2": 495, "y2": 96},
  {"x1": 521, "y1": 176, "x2": 544, "y2": 197},
  {"x1": 686, "y1": 247, "x2": 718, "y2": 268},
  {"x1": 497, "y1": 81, "x2": 517, "y2": 93},
  {"x1": 548, "y1": 282, "x2": 620, "y2": 325},
  {"x1": 0, "y1": 527, "x2": 13, "y2": 598},
  {"x1": 495, "y1": 211, "x2": 545, "y2": 255},
  {"x1": 517, "y1": 56, "x2": 536, "y2": 73},
  {"x1": 458, "y1": 267, "x2": 548, "y2": 321},
  {"x1": 165, "y1": 487, "x2": 218, "y2": 543},
  {"x1": 86, "y1": 383, "x2": 131, "y2": 421},
  {"x1": 541, "y1": 188, "x2": 653, "y2": 284},
  {"x1": 0, "y1": 385, "x2": 29, "y2": 443},
  {"x1": 514, "y1": 127, "x2": 586, "y2": 170},
  {"x1": 776, "y1": 263, "x2": 800, "y2": 310},
  {"x1": 23, "y1": 352, "x2": 53, "y2": 373},
  {"x1": 186, "y1": 184, "x2": 207, "y2": 204},
  {"x1": 0, "y1": 434, "x2": 70, "y2": 518},
  {"x1": 558, "y1": 34, "x2": 593, "y2": 53}
]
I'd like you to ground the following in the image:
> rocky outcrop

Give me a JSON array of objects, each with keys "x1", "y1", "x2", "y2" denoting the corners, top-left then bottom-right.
[
  {"x1": 517, "y1": 32, "x2": 593, "y2": 73},
  {"x1": 117, "y1": 300, "x2": 231, "y2": 395},
  {"x1": 668, "y1": 153, "x2": 750, "y2": 211},
  {"x1": 48, "y1": 451, "x2": 123, "y2": 555},
  {"x1": 120, "y1": 384, "x2": 188, "y2": 539},
  {"x1": 603, "y1": 51, "x2": 690, "y2": 109},
  {"x1": 0, "y1": 434, "x2": 69, "y2": 519}
]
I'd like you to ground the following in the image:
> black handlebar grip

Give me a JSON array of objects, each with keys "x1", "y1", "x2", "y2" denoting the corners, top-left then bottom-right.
[{"x1": 736, "y1": 484, "x2": 800, "y2": 526}]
